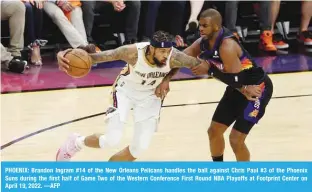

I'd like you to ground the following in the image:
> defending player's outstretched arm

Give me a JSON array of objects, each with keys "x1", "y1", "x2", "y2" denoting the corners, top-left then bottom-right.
[
  {"x1": 89, "y1": 45, "x2": 138, "y2": 65},
  {"x1": 209, "y1": 38, "x2": 265, "y2": 88}
]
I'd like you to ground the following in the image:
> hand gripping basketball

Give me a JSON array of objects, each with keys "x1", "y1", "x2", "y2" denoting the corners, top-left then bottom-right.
[{"x1": 57, "y1": 48, "x2": 92, "y2": 78}]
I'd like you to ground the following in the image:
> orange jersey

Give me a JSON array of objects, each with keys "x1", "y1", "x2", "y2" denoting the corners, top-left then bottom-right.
[{"x1": 63, "y1": 0, "x2": 81, "y2": 21}]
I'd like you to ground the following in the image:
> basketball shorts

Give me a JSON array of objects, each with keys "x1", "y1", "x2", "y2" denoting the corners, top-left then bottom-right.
[
  {"x1": 212, "y1": 75, "x2": 273, "y2": 134},
  {"x1": 106, "y1": 82, "x2": 163, "y2": 124}
]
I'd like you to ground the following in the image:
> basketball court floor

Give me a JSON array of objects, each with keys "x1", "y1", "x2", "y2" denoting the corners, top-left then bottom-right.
[{"x1": 1, "y1": 50, "x2": 312, "y2": 162}]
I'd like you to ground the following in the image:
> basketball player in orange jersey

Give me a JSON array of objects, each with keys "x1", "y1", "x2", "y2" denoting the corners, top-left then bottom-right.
[
  {"x1": 157, "y1": 9, "x2": 274, "y2": 162},
  {"x1": 56, "y1": 30, "x2": 261, "y2": 162}
]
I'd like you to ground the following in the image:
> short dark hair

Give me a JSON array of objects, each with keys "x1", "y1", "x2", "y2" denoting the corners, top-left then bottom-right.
[
  {"x1": 200, "y1": 8, "x2": 222, "y2": 27},
  {"x1": 152, "y1": 30, "x2": 174, "y2": 43}
]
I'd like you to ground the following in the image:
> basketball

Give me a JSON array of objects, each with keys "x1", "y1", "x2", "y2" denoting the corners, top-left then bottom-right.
[{"x1": 64, "y1": 48, "x2": 92, "y2": 78}]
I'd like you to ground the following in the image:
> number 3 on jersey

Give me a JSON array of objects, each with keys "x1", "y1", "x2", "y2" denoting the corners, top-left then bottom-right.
[{"x1": 141, "y1": 80, "x2": 156, "y2": 86}]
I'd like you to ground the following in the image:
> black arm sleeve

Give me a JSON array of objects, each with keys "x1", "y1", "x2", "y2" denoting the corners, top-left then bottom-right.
[{"x1": 207, "y1": 64, "x2": 266, "y2": 88}]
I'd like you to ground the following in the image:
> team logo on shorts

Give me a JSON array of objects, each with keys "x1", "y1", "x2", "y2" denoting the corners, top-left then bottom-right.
[
  {"x1": 244, "y1": 84, "x2": 266, "y2": 124},
  {"x1": 248, "y1": 109, "x2": 259, "y2": 118},
  {"x1": 244, "y1": 99, "x2": 261, "y2": 124}
]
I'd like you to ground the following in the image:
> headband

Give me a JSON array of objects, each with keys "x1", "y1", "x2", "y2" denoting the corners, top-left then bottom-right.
[{"x1": 150, "y1": 39, "x2": 175, "y2": 48}]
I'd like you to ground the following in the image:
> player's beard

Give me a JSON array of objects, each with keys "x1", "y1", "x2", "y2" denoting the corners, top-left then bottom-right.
[
  {"x1": 153, "y1": 57, "x2": 166, "y2": 68},
  {"x1": 206, "y1": 32, "x2": 216, "y2": 40},
  {"x1": 146, "y1": 46, "x2": 166, "y2": 68}
]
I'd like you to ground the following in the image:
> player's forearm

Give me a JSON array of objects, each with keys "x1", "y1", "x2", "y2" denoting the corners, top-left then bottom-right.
[
  {"x1": 208, "y1": 66, "x2": 246, "y2": 88},
  {"x1": 208, "y1": 65, "x2": 265, "y2": 88},
  {"x1": 186, "y1": 57, "x2": 202, "y2": 68},
  {"x1": 89, "y1": 50, "x2": 120, "y2": 65},
  {"x1": 170, "y1": 50, "x2": 201, "y2": 68}
]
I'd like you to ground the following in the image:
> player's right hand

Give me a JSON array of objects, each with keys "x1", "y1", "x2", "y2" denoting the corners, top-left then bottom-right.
[
  {"x1": 242, "y1": 85, "x2": 262, "y2": 101},
  {"x1": 155, "y1": 80, "x2": 170, "y2": 100},
  {"x1": 57, "y1": 50, "x2": 71, "y2": 73}
]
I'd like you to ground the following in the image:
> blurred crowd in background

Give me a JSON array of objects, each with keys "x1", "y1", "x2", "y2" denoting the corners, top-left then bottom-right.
[{"x1": 1, "y1": 0, "x2": 311, "y2": 73}]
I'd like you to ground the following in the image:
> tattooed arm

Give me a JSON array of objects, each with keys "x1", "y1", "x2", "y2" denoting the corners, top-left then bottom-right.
[
  {"x1": 89, "y1": 45, "x2": 138, "y2": 65},
  {"x1": 162, "y1": 48, "x2": 203, "y2": 82},
  {"x1": 170, "y1": 48, "x2": 202, "y2": 68},
  {"x1": 155, "y1": 48, "x2": 204, "y2": 98},
  {"x1": 57, "y1": 45, "x2": 138, "y2": 72}
]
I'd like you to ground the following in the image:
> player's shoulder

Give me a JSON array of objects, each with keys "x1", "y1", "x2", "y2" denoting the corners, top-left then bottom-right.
[
  {"x1": 218, "y1": 37, "x2": 244, "y2": 60},
  {"x1": 117, "y1": 44, "x2": 139, "y2": 65},
  {"x1": 220, "y1": 38, "x2": 240, "y2": 52},
  {"x1": 134, "y1": 42, "x2": 150, "y2": 50},
  {"x1": 117, "y1": 44, "x2": 139, "y2": 57}
]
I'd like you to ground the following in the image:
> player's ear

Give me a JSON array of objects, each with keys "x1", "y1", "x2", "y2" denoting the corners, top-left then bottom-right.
[
  {"x1": 213, "y1": 24, "x2": 219, "y2": 32},
  {"x1": 149, "y1": 46, "x2": 155, "y2": 54}
]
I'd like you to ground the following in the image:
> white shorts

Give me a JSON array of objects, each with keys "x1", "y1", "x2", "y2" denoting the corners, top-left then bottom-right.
[
  {"x1": 102, "y1": 83, "x2": 162, "y2": 157},
  {"x1": 106, "y1": 84, "x2": 162, "y2": 123}
]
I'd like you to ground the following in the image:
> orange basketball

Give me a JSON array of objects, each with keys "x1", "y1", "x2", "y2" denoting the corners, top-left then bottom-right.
[{"x1": 64, "y1": 48, "x2": 92, "y2": 78}]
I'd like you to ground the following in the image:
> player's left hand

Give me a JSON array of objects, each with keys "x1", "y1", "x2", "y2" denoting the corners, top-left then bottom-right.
[
  {"x1": 155, "y1": 80, "x2": 170, "y2": 100},
  {"x1": 190, "y1": 60, "x2": 210, "y2": 75},
  {"x1": 57, "y1": 49, "x2": 72, "y2": 73}
]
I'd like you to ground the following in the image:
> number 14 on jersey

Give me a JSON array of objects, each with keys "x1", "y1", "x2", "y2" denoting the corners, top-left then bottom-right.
[{"x1": 141, "y1": 80, "x2": 156, "y2": 86}]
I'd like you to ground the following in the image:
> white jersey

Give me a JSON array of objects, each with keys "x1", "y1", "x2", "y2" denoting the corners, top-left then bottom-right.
[
  {"x1": 108, "y1": 42, "x2": 172, "y2": 123},
  {"x1": 114, "y1": 42, "x2": 172, "y2": 94}
]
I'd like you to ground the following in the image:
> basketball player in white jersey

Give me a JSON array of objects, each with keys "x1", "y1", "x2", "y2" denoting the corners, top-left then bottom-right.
[{"x1": 55, "y1": 31, "x2": 207, "y2": 161}]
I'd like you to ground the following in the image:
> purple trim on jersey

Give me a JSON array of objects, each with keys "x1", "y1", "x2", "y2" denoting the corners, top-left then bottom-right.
[
  {"x1": 199, "y1": 28, "x2": 247, "y2": 62},
  {"x1": 200, "y1": 28, "x2": 225, "y2": 56},
  {"x1": 239, "y1": 54, "x2": 247, "y2": 61},
  {"x1": 223, "y1": 35, "x2": 234, "y2": 39},
  {"x1": 113, "y1": 91, "x2": 118, "y2": 108}
]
